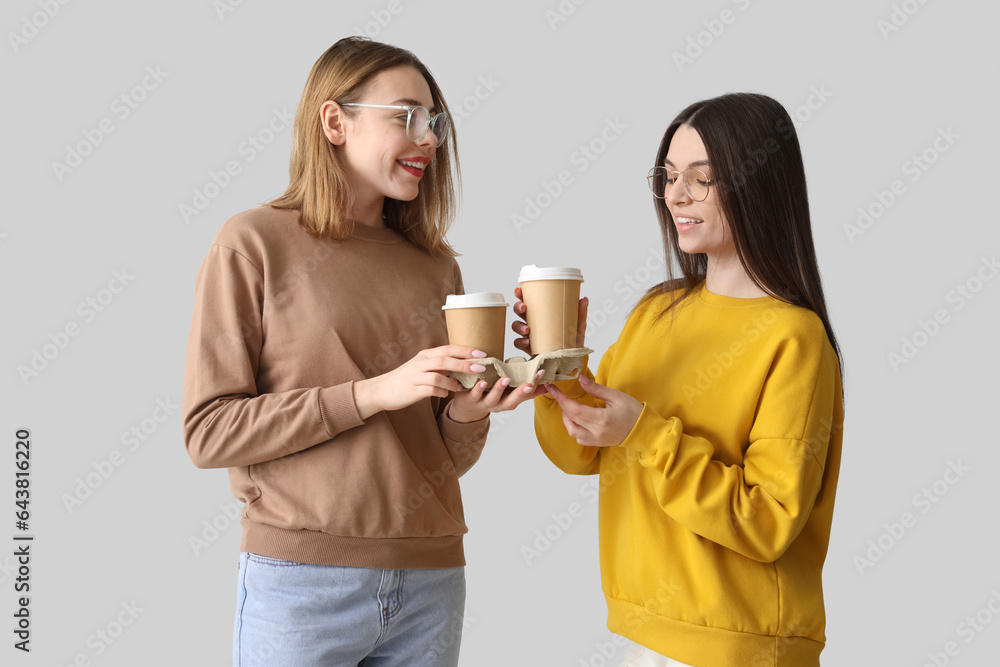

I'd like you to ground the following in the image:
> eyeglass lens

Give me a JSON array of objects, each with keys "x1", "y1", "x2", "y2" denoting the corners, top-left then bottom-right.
[
  {"x1": 647, "y1": 167, "x2": 709, "y2": 201},
  {"x1": 407, "y1": 106, "x2": 449, "y2": 146}
]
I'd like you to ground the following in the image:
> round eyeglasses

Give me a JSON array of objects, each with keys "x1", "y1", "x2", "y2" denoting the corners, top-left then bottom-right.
[
  {"x1": 647, "y1": 166, "x2": 712, "y2": 202},
  {"x1": 339, "y1": 103, "x2": 450, "y2": 146}
]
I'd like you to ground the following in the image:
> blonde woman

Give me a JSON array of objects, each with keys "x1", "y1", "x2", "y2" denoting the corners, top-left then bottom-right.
[{"x1": 182, "y1": 37, "x2": 535, "y2": 666}]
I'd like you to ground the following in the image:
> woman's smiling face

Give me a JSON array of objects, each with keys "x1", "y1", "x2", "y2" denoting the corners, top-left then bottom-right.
[
  {"x1": 336, "y1": 65, "x2": 439, "y2": 206},
  {"x1": 663, "y1": 124, "x2": 736, "y2": 262}
]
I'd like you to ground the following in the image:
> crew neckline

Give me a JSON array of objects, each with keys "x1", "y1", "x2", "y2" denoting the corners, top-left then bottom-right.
[
  {"x1": 349, "y1": 223, "x2": 404, "y2": 244},
  {"x1": 698, "y1": 282, "x2": 778, "y2": 308}
]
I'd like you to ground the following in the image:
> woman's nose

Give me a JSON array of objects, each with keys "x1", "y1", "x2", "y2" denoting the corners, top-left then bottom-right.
[
  {"x1": 414, "y1": 126, "x2": 437, "y2": 149},
  {"x1": 664, "y1": 177, "x2": 690, "y2": 205}
]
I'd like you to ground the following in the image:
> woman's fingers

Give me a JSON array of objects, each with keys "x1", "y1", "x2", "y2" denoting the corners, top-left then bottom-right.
[
  {"x1": 512, "y1": 312, "x2": 530, "y2": 352},
  {"x1": 483, "y1": 377, "x2": 511, "y2": 405},
  {"x1": 547, "y1": 383, "x2": 600, "y2": 428},
  {"x1": 515, "y1": 372, "x2": 548, "y2": 400},
  {"x1": 468, "y1": 379, "x2": 488, "y2": 400},
  {"x1": 418, "y1": 349, "x2": 491, "y2": 375},
  {"x1": 418, "y1": 371, "x2": 462, "y2": 394},
  {"x1": 513, "y1": 288, "x2": 527, "y2": 321},
  {"x1": 510, "y1": 288, "x2": 533, "y2": 353},
  {"x1": 522, "y1": 384, "x2": 549, "y2": 400},
  {"x1": 426, "y1": 345, "x2": 488, "y2": 360},
  {"x1": 561, "y1": 411, "x2": 592, "y2": 443}
]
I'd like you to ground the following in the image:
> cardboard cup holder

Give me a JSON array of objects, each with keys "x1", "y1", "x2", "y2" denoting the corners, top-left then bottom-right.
[{"x1": 450, "y1": 347, "x2": 593, "y2": 390}]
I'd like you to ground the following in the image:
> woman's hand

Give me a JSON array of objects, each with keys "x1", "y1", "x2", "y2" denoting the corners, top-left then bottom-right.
[
  {"x1": 545, "y1": 376, "x2": 643, "y2": 447},
  {"x1": 447, "y1": 371, "x2": 549, "y2": 423},
  {"x1": 511, "y1": 286, "x2": 589, "y2": 355},
  {"x1": 353, "y1": 345, "x2": 489, "y2": 420}
]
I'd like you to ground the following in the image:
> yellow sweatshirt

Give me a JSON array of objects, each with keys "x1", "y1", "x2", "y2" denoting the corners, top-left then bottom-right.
[{"x1": 534, "y1": 283, "x2": 843, "y2": 667}]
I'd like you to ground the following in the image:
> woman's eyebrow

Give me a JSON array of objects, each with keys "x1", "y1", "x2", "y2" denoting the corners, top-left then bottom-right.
[
  {"x1": 390, "y1": 97, "x2": 436, "y2": 113},
  {"x1": 664, "y1": 158, "x2": 711, "y2": 168}
]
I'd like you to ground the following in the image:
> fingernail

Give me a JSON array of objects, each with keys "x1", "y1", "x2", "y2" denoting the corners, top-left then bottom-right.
[
  {"x1": 472, "y1": 350, "x2": 487, "y2": 358},
  {"x1": 523, "y1": 385, "x2": 534, "y2": 393},
  {"x1": 536, "y1": 370, "x2": 545, "y2": 379},
  {"x1": 470, "y1": 364, "x2": 486, "y2": 372},
  {"x1": 479, "y1": 381, "x2": 488, "y2": 390},
  {"x1": 501, "y1": 377, "x2": 511, "y2": 387},
  {"x1": 579, "y1": 375, "x2": 589, "y2": 383}
]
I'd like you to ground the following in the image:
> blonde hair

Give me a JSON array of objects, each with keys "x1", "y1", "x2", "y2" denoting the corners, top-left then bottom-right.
[{"x1": 267, "y1": 37, "x2": 460, "y2": 256}]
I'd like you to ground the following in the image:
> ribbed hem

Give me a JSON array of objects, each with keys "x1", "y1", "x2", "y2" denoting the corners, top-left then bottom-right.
[
  {"x1": 606, "y1": 596, "x2": 823, "y2": 667},
  {"x1": 242, "y1": 521, "x2": 466, "y2": 569},
  {"x1": 317, "y1": 382, "x2": 365, "y2": 437}
]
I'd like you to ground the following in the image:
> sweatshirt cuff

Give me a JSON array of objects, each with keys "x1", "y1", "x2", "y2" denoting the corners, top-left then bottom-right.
[
  {"x1": 440, "y1": 403, "x2": 491, "y2": 443},
  {"x1": 318, "y1": 382, "x2": 365, "y2": 438},
  {"x1": 621, "y1": 403, "x2": 682, "y2": 464}
]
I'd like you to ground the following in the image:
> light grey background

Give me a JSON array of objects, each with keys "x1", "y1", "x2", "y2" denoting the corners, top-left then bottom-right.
[{"x1": 2, "y1": 0, "x2": 998, "y2": 664}]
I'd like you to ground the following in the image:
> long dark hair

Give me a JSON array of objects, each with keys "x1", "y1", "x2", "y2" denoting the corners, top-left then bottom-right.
[{"x1": 639, "y1": 92, "x2": 842, "y2": 373}]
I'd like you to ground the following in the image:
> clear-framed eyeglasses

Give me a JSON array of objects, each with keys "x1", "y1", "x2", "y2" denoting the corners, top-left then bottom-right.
[
  {"x1": 339, "y1": 103, "x2": 450, "y2": 146},
  {"x1": 646, "y1": 166, "x2": 712, "y2": 202}
]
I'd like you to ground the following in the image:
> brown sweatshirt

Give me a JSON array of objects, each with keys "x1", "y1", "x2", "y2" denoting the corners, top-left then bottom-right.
[{"x1": 181, "y1": 206, "x2": 490, "y2": 569}]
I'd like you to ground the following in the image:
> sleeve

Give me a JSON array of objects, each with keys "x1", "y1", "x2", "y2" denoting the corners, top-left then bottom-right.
[
  {"x1": 532, "y1": 343, "x2": 611, "y2": 476},
  {"x1": 621, "y1": 328, "x2": 840, "y2": 563},
  {"x1": 182, "y1": 244, "x2": 365, "y2": 469},
  {"x1": 437, "y1": 407, "x2": 490, "y2": 477},
  {"x1": 435, "y1": 259, "x2": 490, "y2": 476}
]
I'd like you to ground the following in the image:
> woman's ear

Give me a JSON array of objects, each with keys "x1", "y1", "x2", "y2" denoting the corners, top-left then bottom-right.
[{"x1": 320, "y1": 100, "x2": 347, "y2": 145}]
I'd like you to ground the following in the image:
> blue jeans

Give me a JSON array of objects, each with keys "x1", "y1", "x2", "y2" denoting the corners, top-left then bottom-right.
[{"x1": 233, "y1": 552, "x2": 466, "y2": 666}]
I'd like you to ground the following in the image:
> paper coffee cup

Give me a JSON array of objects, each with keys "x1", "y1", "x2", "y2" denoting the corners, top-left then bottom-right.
[
  {"x1": 517, "y1": 265, "x2": 584, "y2": 354},
  {"x1": 441, "y1": 292, "x2": 509, "y2": 359}
]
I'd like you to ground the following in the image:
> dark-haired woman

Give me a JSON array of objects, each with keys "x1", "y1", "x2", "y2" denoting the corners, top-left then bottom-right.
[
  {"x1": 514, "y1": 93, "x2": 844, "y2": 667},
  {"x1": 183, "y1": 37, "x2": 537, "y2": 666}
]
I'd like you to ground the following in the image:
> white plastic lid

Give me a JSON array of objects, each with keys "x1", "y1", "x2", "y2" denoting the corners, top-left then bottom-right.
[
  {"x1": 441, "y1": 292, "x2": 509, "y2": 310},
  {"x1": 517, "y1": 265, "x2": 584, "y2": 283}
]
